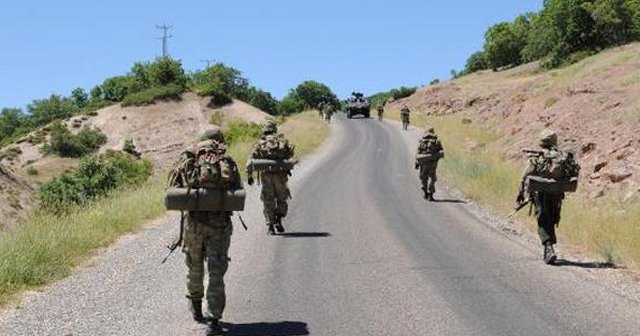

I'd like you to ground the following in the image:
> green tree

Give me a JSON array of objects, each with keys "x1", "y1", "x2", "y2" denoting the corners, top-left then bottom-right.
[
  {"x1": 484, "y1": 21, "x2": 528, "y2": 70},
  {"x1": 464, "y1": 51, "x2": 489, "y2": 74},
  {"x1": 246, "y1": 87, "x2": 279, "y2": 115},
  {"x1": 146, "y1": 57, "x2": 188, "y2": 88},
  {"x1": 101, "y1": 76, "x2": 136, "y2": 102},
  {"x1": 190, "y1": 63, "x2": 249, "y2": 99},
  {"x1": 278, "y1": 93, "x2": 306, "y2": 115},
  {"x1": 292, "y1": 80, "x2": 339, "y2": 110},
  {"x1": 90, "y1": 85, "x2": 103, "y2": 101},
  {"x1": 0, "y1": 108, "x2": 24, "y2": 141},
  {"x1": 28, "y1": 95, "x2": 77, "y2": 126},
  {"x1": 71, "y1": 88, "x2": 89, "y2": 108}
]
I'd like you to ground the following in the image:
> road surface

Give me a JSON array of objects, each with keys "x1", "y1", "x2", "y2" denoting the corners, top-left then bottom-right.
[{"x1": 1, "y1": 115, "x2": 639, "y2": 335}]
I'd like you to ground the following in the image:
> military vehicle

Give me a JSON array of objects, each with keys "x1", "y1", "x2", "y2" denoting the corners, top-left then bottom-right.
[{"x1": 345, "y1": 92, "x2": 370, "y2": 119}]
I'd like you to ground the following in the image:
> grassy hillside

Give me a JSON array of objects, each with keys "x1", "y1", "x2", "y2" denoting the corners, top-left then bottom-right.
[{"x1": 386, "y1": 43, "x2": 640, "y2": 269}]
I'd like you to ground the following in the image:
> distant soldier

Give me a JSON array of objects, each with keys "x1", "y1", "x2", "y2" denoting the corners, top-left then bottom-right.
[
  {"x1": 515, "y1": 129, "x2": 580, "y2": 265},
  {"x1": 376, "y1": 104, "x2": 384, "y2": 121},
  {"x1": 317, "y1": 101, "x2": 325, "y2": 118},
  {"x1": 400, "y1": 104, "x2": 411, "y2": 130},
  {"x1": 415, "y1": 127, "x2": 444, "y2": 201},
  {"x1": 167, "y1": 126, "x2": 243, "y2": 335},
  {"x1": 323, "y1": 103, "x2": 334, "y2": 123},
  {"x1": 247, "y1": 121, "x2": 296, "y2": 235}
]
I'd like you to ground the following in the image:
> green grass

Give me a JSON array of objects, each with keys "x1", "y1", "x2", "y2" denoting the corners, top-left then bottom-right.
[
  {"x1": 388, "y1": 108, "x2": 640, "y2": 269},
  {"x1": 0, "y1": 110, "x2": 329, "y2": 306},
  {"x1": 0, "y1": 178, "x2": 166, "y2": 305},
  {"x1": 121, "y1": 84, "x2": 183, "y2": 107}
]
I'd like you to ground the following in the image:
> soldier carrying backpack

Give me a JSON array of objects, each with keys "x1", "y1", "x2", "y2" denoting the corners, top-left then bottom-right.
[
  {"x1": 515, "y1": 129, "x2": 581, "y2": 265},
  {"x1": 415, "y1": 126, "x2": 444, "y2": 201},
  {"x1": 166, "y1": 126, "x2": 244, "y2": 335},
  {"x1": 247, "y1": 120, "x2": 296, "y2": 235}
]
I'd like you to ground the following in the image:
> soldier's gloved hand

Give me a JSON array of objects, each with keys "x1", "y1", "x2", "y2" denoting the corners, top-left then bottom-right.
[
  {"x1": 516, "y1": 191, "x2": 525, "y2": 204},
  {"x1": 247, "y1": 176, "x2": 254, "y2": 186},
  {"x1": 414, "y1": 163, "x2": 420, "y2": 170}
]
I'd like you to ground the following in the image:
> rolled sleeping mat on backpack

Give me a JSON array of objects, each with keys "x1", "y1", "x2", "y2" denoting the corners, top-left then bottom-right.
[
  {"x1": 415, "y1": 152, "x2": 444, "y2": 165},
  {"x1": 247, "y1": 158, "x2": 299, "y2": 172},
  {"x1": 526, "y1": 176, "x2": 578, "y2": 194},
  {"x1": 165, "y1": 187, "x2": 246, "y2": 211}
]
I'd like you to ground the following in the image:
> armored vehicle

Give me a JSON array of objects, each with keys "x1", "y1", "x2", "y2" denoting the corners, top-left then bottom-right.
[{"x1": 345, "y1": 92, "x2": 370, "y2": 119}]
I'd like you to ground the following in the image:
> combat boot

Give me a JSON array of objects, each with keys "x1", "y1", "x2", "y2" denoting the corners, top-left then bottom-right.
[
  {"x1": 274, "y1": 215, "x2": 285, "y2": 233},
  {"x1": 207, "y1": 318, "x2": 225, "y2": 335},
  {"x1": 543, "y1": 244, "x2": 557, "y2": 265},
  {"x1": 427, "y1": 193, "x2": 435, "y2": 202},
  {"x1": 189, "y1": 299, "x2": 204, "y2": 323},
  {"x1": 267, "y1": 224, "x2": 276, "y2": 235}
]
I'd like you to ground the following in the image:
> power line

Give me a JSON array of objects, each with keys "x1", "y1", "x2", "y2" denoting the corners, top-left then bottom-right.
[{"x1": 156, "y1": 25, "x2": 173, "y2": 58}]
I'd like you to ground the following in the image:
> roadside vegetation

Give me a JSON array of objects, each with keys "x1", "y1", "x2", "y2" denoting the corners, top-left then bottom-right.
[
  {"x1": 0, "y1": 111, "x2": 329, "y2": 306},
  {"x1": 368, "y1": 86, "x2": 417, "y2": 107},
  {"x1": 456, "y1": 0, "x2": 640, "y2": 76},
  {"x1": 386, "y1": 108, "x2": 640, "y2": 270}
]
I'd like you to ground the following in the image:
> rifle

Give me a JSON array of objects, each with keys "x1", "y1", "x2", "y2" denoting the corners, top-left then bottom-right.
[
  {"x1": 161, "y1": 210, "x2": 186, "y2": 264},
  {"x1": 523, "y1": 149, "x2": 544, "y2": 157},
  {"x1": 508, "y1": 199, "x2": 530, "y2": 218}
]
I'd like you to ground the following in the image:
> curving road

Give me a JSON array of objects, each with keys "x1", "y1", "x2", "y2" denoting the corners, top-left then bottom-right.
[{"x1": 1, "y1": 115, "x2": 639, "y2": 335}]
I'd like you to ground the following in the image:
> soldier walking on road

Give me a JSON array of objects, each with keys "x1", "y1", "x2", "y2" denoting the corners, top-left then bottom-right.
[
  {"x1": 247, "y1": 121, "x2": 296, "y2": 235},
  {"x1": 167, "y1": 127, "x2": 243, "y2": 335},
  {"x1": 376, "y1": 104, "x2": 384, "y2": 121},
  {"x1": 323, "y1": 103, "x2": 334, "y2": 123},
  {"x1": 401, "y1": 104, "x2": 411, "y2": 130},
  {"x1": 515, "y1": 129, "x2": 580, "y2": 265},
  {"x1": 415, "y1": 127, "x2": 444, "y2": 201}
]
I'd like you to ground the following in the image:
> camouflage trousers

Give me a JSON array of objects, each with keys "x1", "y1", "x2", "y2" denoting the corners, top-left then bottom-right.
[
  {"x1": 183, "y1": 212, "x2": 232, "y2": 319},
  {"x1": 378, "y1": 112, "x2": 383, "y2": 121},
  {"x1": 260, "y1": 172, "x2": 291, "y2": 225},
  {"x1": 401, "y1": 115, "x2": 410, "y2": 129},
  {"x1": 419, "y1": 162, "x2": 438, "y2": 194},
  {"x1": 532, "y1": 192, "x2": 563, "y2": 246}
]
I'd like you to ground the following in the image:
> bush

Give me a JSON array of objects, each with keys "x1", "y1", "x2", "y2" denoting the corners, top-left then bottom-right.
[
  {"x1": 38, "y1": 153, "x2": 152, "y2": 211},
  {"x1": 224, "y1": 120, "x2": 263, "y2": 145},
  {"x1": 26, "y1": 166, "x2": 39, "y2": 176},
  {"x1": 42, "y1": 122, "x2": 107, "y2": 158},
  {"x1": 121, "y1": 84, "x2": 183, "y2": 107},
  {"x1": 195, "y1": 82, "x2": 233, "y2": 106},
  {"x1": 122, "y1": 139, "x2": 136, "y2": 155}
]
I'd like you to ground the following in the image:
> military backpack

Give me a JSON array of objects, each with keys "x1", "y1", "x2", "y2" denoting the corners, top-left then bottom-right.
[
  {"x1": 168, "y1": 140, "x2": 237, "y2": 190},
  {"x1": 254, "y1": 134, "x2": 294, "y2": 160}
]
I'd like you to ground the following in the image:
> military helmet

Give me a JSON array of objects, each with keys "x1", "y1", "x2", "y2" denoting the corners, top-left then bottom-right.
[
  {"x1": 538, "y1": 129, "x2": 558, "y2": 148},
  {"x1": 262, "y1": 120, "x2": 278, "y2": 134},
  {"x1": 425, "y1": 126, "x2": 435, "y2": 134},
  {"x1": 200, "y1": 126, "x2": 225, "y2": 143}
]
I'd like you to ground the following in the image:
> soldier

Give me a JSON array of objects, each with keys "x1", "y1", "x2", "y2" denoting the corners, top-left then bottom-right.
[
  {"x1": 516, "y1": 129, "x2": 580, "y2": 265},
  {"x1": 400, "y1": 104, "x2": 411, "y2": 130},
  {"x1": 247, "y1": 121, "x2": 295, "y2": 235},
  {"x1": 415, "y1": 127, "x2": 444, "y2": 201},
  {"x1": 323, "y1": 103, "x2": 334, "y2": 123},
  {"x1": 376, "y1": 104, "x2": 384, "y2": 121},
  {"x1": 317, "y1": 101, "x2": 325, "y2": 118},
  {"x1": 167, "y1": 126, "x2": 242, "y2": 335}
]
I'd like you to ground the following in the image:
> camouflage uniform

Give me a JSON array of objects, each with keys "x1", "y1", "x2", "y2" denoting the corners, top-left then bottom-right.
[
  {"x1": 323, "y1": 104, "x2": 334, "y2": 123},
  {"x1": 168, "y1": 126, "x2": 242, "y2": 332},
  {"x1": 415, "y1": 127, "x2": 443, "y2": 201},
  {"x1": 401, "y1": 105, "x2": 410, "y2": 130},
  {"x1": 377, "y1": 105, "x2": 384, "y2": 121},
  {"x1": 517, "y1": 129, "x2": 578, "y2": 265},
  {"x1": 247, "y1": 121, "x2": 295, "y2": 234}
]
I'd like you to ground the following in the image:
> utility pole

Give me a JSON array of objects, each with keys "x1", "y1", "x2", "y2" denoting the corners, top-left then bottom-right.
[
  {"x1": 200, "y1": 59, "x2": 216, "y2": 68},
  {"x1": 156, "y1": 24, "x2": 173, "y2": 58}
]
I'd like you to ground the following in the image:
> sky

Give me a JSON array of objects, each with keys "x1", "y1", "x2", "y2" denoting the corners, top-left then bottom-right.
[{"x1": 0, "y1": 0, "x2": 543, "y2": 110}]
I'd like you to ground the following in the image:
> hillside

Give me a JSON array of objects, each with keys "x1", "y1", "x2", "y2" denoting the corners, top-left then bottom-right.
[
  {"x1": 0, "y1": 93, "x2": 270, "y2": 227},
  {"x1": 390, "y1": 43, "x2": 640, "y2": 199}
]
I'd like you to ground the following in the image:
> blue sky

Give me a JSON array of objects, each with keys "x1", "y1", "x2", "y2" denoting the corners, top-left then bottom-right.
[{"x1": 0, "y1": 0, "x2": 542, "y2": 110}]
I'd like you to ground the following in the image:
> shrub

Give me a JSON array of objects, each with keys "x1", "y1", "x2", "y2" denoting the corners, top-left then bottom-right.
[
  {"x1": 42, "y1": 122, "x2": 107, "y2": 158},
  {"x1": 26, "y1": 166, "x2": 38, "y2": 176},
  {"x1": 195, "y1": 83, "x2": 233, "y2": 106},
  {"x1": 121, "y1": 84, "x2": 183, "y2": 107},
  {"x1": 224, "y1": 120, "x2": 263, "y2": 145},
  {"x1": 38, "y1": 153, "x2": 152, "y2": 211},
  {"x1": 122, "y1": 139, "x2": 136, "y2": 155}
]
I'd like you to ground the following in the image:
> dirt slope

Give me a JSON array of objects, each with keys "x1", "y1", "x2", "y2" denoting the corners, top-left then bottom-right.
[
  {"x1": 0, "y1": 93, "x2": 270, "y2": 227},
  {"x1": 390, "y1": 43, "x2": 640, "y2": 198}
]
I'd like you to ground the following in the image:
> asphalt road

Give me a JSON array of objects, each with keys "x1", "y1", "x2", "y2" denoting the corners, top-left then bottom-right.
[{"x1": 1, "y1": 115, "x2": 639, "y2": 336}]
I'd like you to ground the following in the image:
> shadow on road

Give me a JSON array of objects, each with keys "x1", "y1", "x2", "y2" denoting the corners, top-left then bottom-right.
[
  {"x1": 278, "y1": 232, "x2": 331, "y2": 238},
  {"x1": 432, "y1": 198, "x2": 468, "y2": 204},
  {"x1": 554, "y1": 259, "x2": 618, "y2": 269},
  {"x1": 220, "y1": 321, "x2": 309, "y2": 336}
]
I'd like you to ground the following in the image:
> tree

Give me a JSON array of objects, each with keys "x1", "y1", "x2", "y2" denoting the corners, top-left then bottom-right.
[
  {"x1": 292, "y1": 80, "x2": 339, "y2": 110},
  {"x1": 101, "y1": 76, "x2": 136, "y2": 102},
  {"x1": 0, "y1": 108, "x2": 24, "y2": 141},
  {"x1": 71, "y1": 88, "x2": 89, "y2": 108},
  {"x1": 247, "y1": 87, "x2": 279, "y2": 115},
  {"x1": 90, "y1": 85, "x2": 103, "y2": 101},
  {"x1": 464, "y1": 51, "x2": 489, "y2": 74},
  {"x1": 278, "y1": 93, "x2": 306, "y2": 115},
  {"x1": 484, "y1": 21, "x2": 528, "y2": 70},
  {"x1": 146, "y1": 57, "x2": 187, "y2": 88},
  {"x1": 28, "y1": 95, "x2": 77, "y2": 126},
  {"x1": 190, "y1": 63, "x2": 249, "y2": 99}
]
